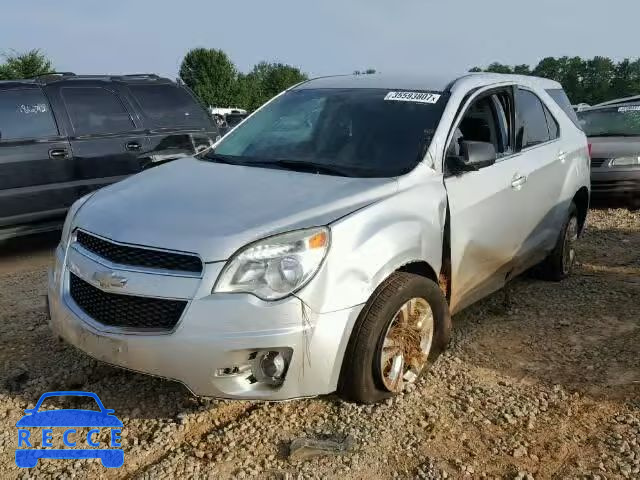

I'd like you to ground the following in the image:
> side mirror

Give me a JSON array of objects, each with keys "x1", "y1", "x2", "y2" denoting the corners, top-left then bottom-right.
[
  {"x1": 447, "y1": 140, "x2": 496, "y2": 174},
  {"x1": 461, "y1": 140, "x2": 496, "y2": 168}
]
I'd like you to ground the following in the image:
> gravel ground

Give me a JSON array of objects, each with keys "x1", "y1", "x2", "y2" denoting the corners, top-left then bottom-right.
[{"x1": 0, "y1": 208, "x2": 638, "y2": 479}]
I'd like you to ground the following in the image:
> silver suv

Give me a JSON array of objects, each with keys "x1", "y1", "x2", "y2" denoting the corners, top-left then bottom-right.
[{"x1": 48, "y1": 73, "x2": 590, "y2": 403}]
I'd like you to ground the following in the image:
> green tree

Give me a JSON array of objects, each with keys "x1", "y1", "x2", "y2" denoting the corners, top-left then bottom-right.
[
  {"x1": 581, "y1": 56, "x2": 616, "y2": 104},
  {"x1": 0, "y1": 49, "x2": 53, "y2": 80},
  {"x1": 179, "y1": 48, "x2": 239, "y2": 107},
  {"x1": 241, "y1": 62, "x2": 307, "y2": 111},
  {"x1": 532, "y1": 57, "x2": 562, "y2": 81},
  {"x1": 512, "y1": 64, "x2": 532, "y2": 75},
  {"x1": 485, "y1": 62, "x2": 513, "y2": 74},
  {"x1": 610, "y1": 59, "x2": 640, "y2": 99}
]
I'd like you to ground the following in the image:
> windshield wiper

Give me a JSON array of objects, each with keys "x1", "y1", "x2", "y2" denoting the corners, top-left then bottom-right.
[
  {"x1": 246, "y1": 159, "x2": 360, "y2": 177},
  {"x1": 202, "y1": 152, "x2": 247, "y2": 165},
  {"x1": 203, "y1": 154, "x2": 376, "y2": 177}
]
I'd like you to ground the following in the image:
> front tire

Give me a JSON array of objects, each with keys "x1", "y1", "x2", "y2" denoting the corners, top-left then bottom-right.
[
  {"x1": 338, "y1": 272, "x2": 451, "y2": 404},
  {"x1": 538, "y1": 202, "x2": 579, "y2": 281}
]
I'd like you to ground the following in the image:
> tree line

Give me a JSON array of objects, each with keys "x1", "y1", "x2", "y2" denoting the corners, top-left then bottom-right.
[
  {"x1": 470, "y1": 56, "x2": 640, "y2": 105},
  {"x1": 178, "y1": 48, "x2": 307, "y2": 111},
  {"x1": 0, "y1": 48, "x2": 309, "y2": 112},
  {"x1": 3, "y1": 50, "x2": 638, "y2": 110}
]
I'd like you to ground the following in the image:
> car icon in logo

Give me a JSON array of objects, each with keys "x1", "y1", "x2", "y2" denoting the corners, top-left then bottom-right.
[{"x1": 15, "y1": 391, "x2": 124, "y2": 468}]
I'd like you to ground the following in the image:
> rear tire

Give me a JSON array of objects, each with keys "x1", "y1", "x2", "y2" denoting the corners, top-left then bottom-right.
[
  {"x1": 537, "y1": 202, "x2": 579, "y2": 281},
  {"x1": 337, "y1": 272, "x2": 451, "y2": 404}
]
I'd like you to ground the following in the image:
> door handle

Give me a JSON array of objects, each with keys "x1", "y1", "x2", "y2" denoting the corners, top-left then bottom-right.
[
  {"x1": 125, "y1": 141, "x2": 142, "y2": 151},
  {"x1": 558, "y1": 151, "x2": 567, "y2": 162},
  {"x1": 48, "y1": 148, "x2": 69, "y2": 159},
  {"x1": 511, "y1": 175, "x2": 527, "y2": 190}
]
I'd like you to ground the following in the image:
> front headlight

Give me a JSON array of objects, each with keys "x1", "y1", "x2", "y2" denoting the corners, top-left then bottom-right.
[
  {"x1": 214, "y1": 227, "x2": 330, "y2": 301},
  {"x1": 60, "y1": 192, "x2": 95, "y2": 245},
  {"x1": 609, "y1": 156, "x2": 640, "y2": 167}
]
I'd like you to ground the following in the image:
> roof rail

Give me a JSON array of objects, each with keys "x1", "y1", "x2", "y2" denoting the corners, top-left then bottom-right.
[
  {"x1": 28, "y1": 72, "x2": 167, "y2": 85},
  {"x1": 119, "y1": 74, "x2": 160, "y2": 79},
  {"x1": 33, "y1": 72, "x2": 76, "y2": 79},
  {"x1": 595, "y1": 94, "x2": 640, "y2": 107}
]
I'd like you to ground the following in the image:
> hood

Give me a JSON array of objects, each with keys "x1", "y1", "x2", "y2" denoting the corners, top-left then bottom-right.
[
  {"x1": 589, "y1": 136, "x2": 640, "y2": 158},
  {"x1": 75, "y1": 158, "x2": 398, "y2": 261}
]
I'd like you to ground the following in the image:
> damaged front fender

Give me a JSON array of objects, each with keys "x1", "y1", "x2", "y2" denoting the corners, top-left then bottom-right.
[{"x1": 297, "y1": 176, "x2": 448, "y2": 314}]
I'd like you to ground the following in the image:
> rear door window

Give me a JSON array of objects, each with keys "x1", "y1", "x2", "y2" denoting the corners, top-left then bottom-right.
[
  {"x1": 61, "y1": 87, "x2": 135, "y2": 135},
  {"x1": 128, "y1": 84, "x2": 211, "y2": 128},
  {"x1": 0, "y1": 88, "x2": 58, "y2": 140},
  {"x1": 515, "y1": 89, "x2": 551, "y2": 149}
]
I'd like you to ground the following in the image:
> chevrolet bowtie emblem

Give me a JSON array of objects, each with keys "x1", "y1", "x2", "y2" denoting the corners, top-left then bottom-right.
[{"x1": 92, "y1": 270, "x2": 128, "y2": 289}]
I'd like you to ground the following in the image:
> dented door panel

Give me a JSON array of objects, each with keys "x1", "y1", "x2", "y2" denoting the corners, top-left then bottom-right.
[{"x1": 445, "y1": 156, "x2": 530, "y2": 314}]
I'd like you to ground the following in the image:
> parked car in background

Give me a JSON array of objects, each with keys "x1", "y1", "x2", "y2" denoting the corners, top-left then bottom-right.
[
  {"x1": 594, "y1": 94, "x2": 640, "y2": 108},
  {"x1": 572, "y1": 103, "x2": 590, "y2": 112},
  {"x1": 578, "y1": 102, "x2": 640, "y2": 208},
  {"x1": 225, "y1": 112, "x2": 248, "y2": 130},
  {"x1": 49, "y1": 73, "x2": 589, "y2": 404},
  {"x1": 208, "y1": 107, "x2": 248, "y2": 117},
  {"x1": 209, "y1": 108, "x2": 249, "y2": 136},
  {"x1": 0, "y1": 73, "x2": 218, "y2": 240}
]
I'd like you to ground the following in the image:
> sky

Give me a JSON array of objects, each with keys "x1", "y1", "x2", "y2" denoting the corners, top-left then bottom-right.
[{"x1": 1, "y1": 0, "x2": 637, "y2": 80}]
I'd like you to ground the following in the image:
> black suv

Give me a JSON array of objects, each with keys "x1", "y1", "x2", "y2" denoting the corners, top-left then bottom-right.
[{"x1": 0, "y1": 73, "x2": 218, "y2": 239}]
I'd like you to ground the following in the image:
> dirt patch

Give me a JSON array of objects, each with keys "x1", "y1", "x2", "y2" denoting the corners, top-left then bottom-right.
[{"x1": 0, "y1": 208, "x2": 638, "y2": 479}]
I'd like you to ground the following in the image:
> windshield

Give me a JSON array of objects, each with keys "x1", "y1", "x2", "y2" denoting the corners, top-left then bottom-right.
[
  {"x1": 578, "y1": 105, "x2": 640, "y2": 137},
  {"x1": 209, "y1": 88, "x2": 448, "y2": 177}
]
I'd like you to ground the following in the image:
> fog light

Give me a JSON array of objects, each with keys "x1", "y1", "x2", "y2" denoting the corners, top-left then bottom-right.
[
  {"x1": 214, "y1": 364, "x2": 250, "y2": 377},
  {"x1": 251, "y1": 349, "x2": 292, "y2": 386}
]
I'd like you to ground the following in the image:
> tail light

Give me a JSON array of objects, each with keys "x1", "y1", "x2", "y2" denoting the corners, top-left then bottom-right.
[{"x1": 587, "y1": 143, "x2": 592, "y2": 158}]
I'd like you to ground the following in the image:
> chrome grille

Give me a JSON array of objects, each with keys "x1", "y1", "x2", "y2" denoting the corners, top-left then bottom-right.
[{"x1": 76, "y1": 231, "x2": 202, "y2": 274}]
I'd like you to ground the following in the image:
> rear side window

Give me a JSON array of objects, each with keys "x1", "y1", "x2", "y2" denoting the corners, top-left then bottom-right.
[
  {"x1": 0, "y1": 88, "x2": 58, "y2": 140},
  {"x1": 545, "y1": 88, "x2": 582, "y2": 129},
  {"x1": 128, "y1": 84, "x2": 211, "y2": 128},
  {"x1": 62, "y1": 87, "x2": 134, "y2": 135},
  {"x1": 543, "y1": 105, "x2": 559, "y2": 140},
  {"x1": 515, "y1": 89, "x2": 550, "y2": 149}
]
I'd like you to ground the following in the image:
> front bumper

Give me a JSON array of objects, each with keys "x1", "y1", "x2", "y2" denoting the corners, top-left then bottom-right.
[
  {"x1": 591, "y1": 168, "x2": 640, "y2": 198},
  {"x1": 48, "y1": 244, "x2": 363, "y2": 400}
]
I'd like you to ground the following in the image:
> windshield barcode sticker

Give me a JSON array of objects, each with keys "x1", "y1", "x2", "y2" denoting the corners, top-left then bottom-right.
[
  {"x1": 618, "y1": 106, "x2": 640, "y2": 112},
  {"x1": 384, "y1": 91, "x2": 441, "y2": 104}
]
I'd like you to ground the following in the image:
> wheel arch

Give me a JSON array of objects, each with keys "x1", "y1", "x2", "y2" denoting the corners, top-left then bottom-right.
[{"x1": 572, "y1": 186, "x2": 589, "y2": 235}]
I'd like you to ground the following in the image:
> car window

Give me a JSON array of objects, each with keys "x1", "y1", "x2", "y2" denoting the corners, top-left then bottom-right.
[
  {"x1": 493, "y1": 92, "x2": 514, "y2": 156},
  {"x1": 61, "y1": 87, "x2": 134, "y2": 135},
  {"x1": 577, "y1": 105, "x2": 640, "y2": 137},
  {"x1": 446, "y1": 90, "x2": 512, "y2": 164},
  {"x1": 0, "y1": 88, "x2": 58, "y2": 141},
  {"x1": 516, "y1": 89, "x2": 551, "y2": 149},
  {"x1": 128, "y1": 84, "x2": 211, "y2": 127},
  {"x1": 213, "y1": 88, "x2": 449, "y2": 178},
  {"x1": 546, "y1": 88, "x2": 582, "y2": 129},
  {"x1": 543, "y1": 105, "x2": 559, "y2": 140}
]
